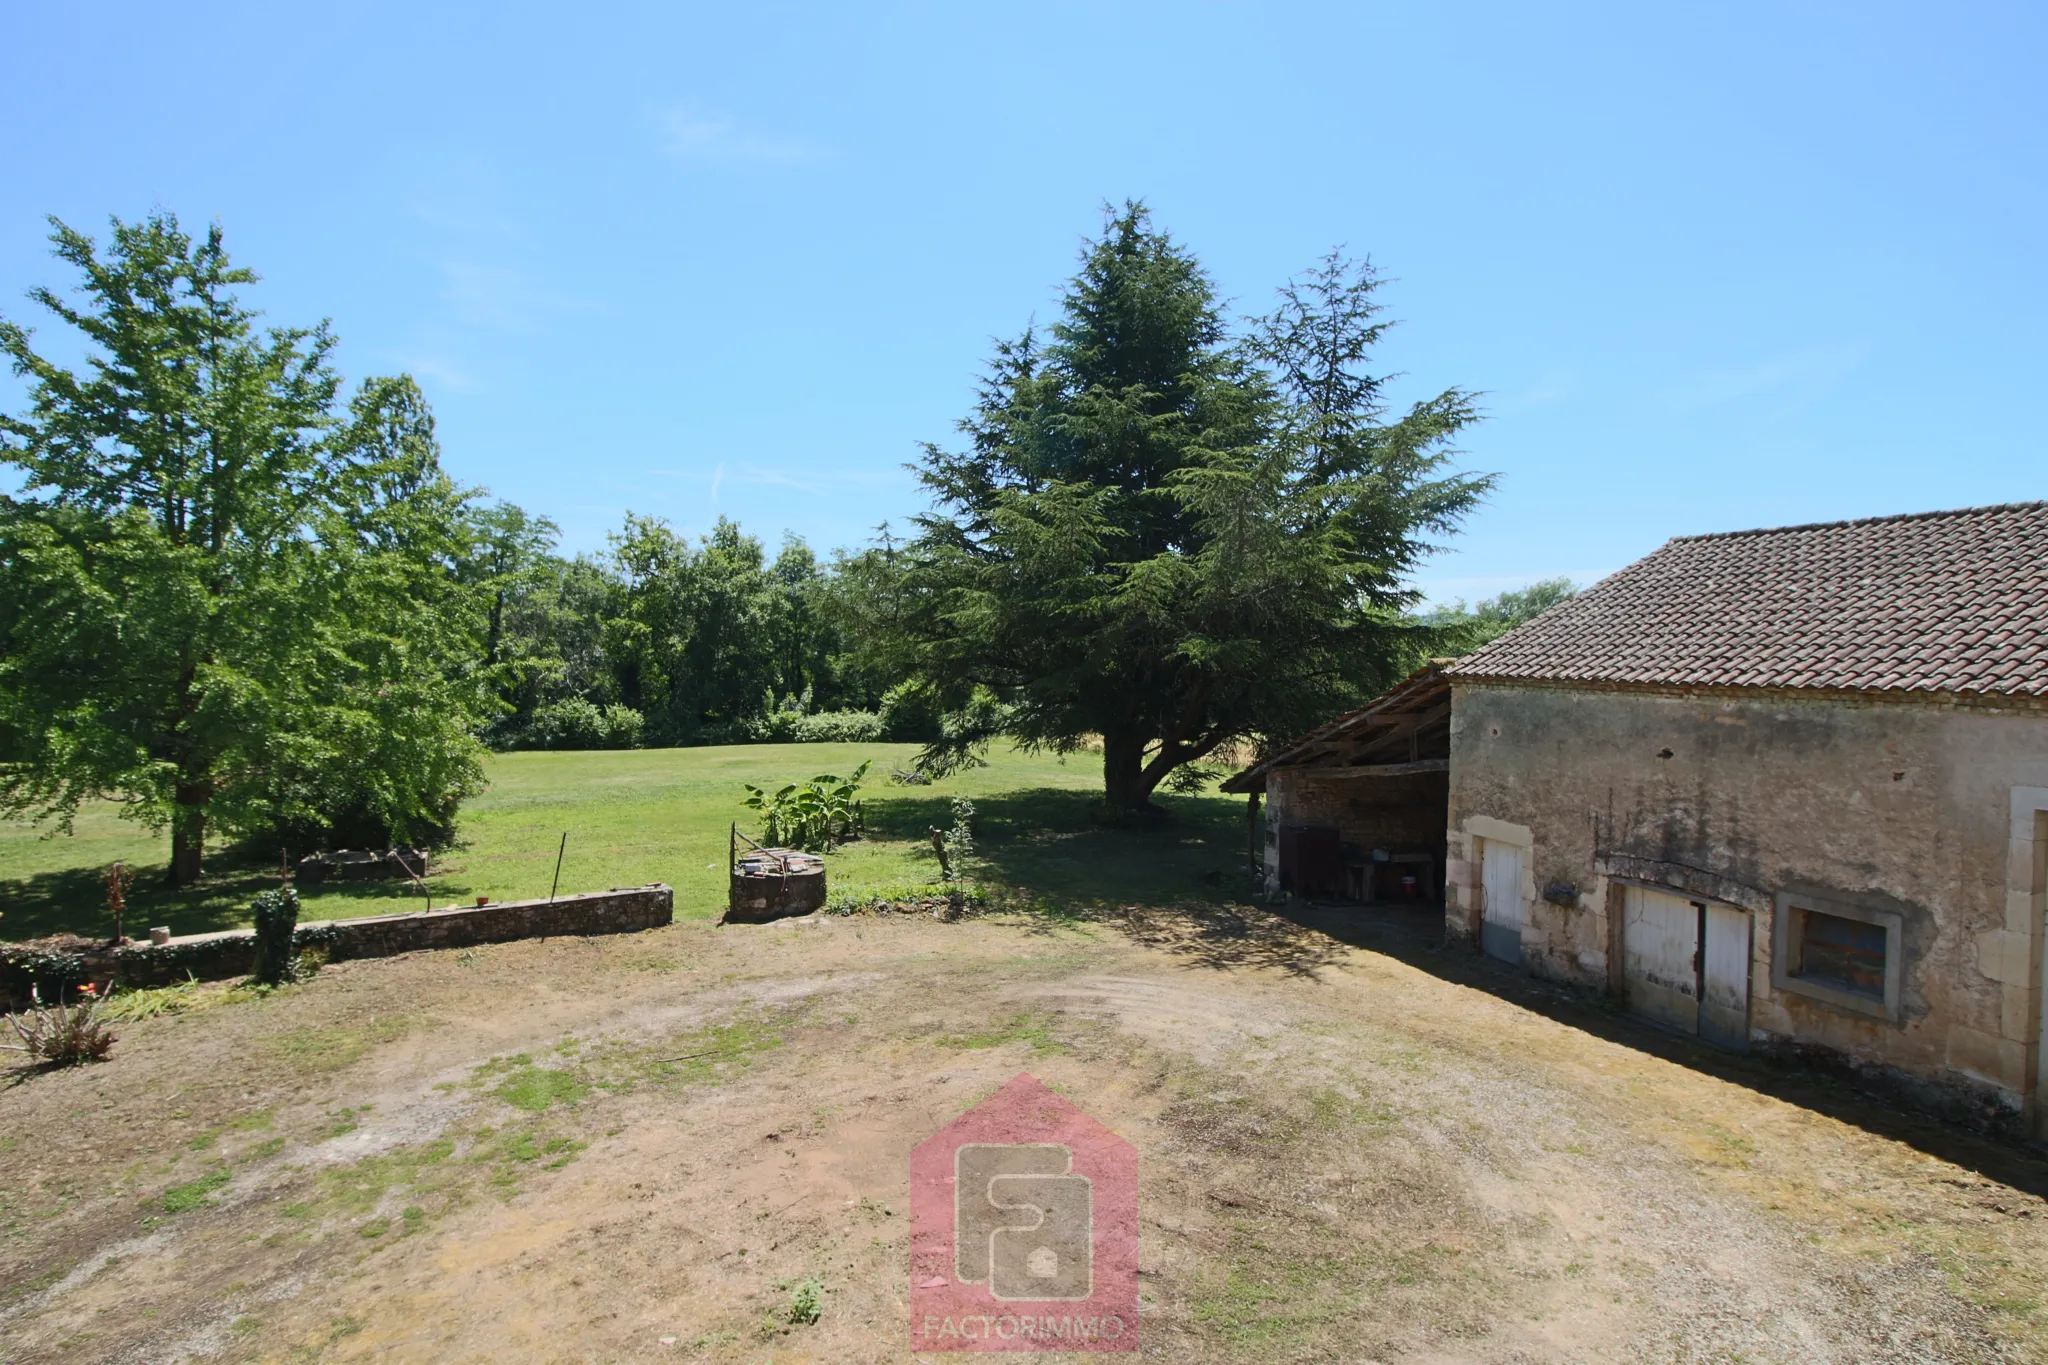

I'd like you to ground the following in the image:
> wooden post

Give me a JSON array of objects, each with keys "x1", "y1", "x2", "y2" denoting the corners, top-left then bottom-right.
[{"x1": 1246, "y1": 792, "x2": 1262, "y2": 874}]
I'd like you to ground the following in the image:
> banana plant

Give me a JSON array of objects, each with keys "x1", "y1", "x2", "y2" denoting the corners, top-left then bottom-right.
[{"x1": 742, "y1": 760, "x2": 871, "y2": 851}]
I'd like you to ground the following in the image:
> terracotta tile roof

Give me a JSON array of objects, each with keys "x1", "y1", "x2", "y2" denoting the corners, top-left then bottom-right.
[{"x1": 1444, "y1": 502, "x2": 2048, "y2": 698}]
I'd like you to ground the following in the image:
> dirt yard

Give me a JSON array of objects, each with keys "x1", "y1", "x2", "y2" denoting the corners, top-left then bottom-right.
[{"x1": 5, "y1": 900, "x2": 2048, "y2": 1364}]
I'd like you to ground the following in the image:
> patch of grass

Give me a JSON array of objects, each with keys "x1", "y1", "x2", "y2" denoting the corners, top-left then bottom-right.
[
  {"x1": 102, "y1": 976, "x2": 252, "y2": 1022},
  {"x1": 1307, "y1": 1086, "x2": 1400, "y2": 1135},
  {"x1": 189, "y1": 1110, "x2": 275, "y2": 1153},
  {"x1": 491, "y1": 1065, "x2": 588, "y2": 1113},
  {"x1": 266, "y1": 1016, "x2": 418, "y2": 1073},
  {"x1": 588, "y1": 1016, "x2": 787, "y2": 1092},
  {"x1": 489, "y1": 1129, "x2": 587, "y2": 1167},
  {"x1": 1, "y1": 742, "x2": 1246, "y2": 936},
  {"x1": 935, "y1": 1011, "x2": 1068, "y2": 1055},
  {"x1": 321, "y1": 1107, "x2": 369, "y2": 1139},
  {"x1": 314, "y1": 1139, "x2": 457, "y2": 1216},
  {"x1": 161, "y1": 1169, "x2": 231, "y2": 1213}
]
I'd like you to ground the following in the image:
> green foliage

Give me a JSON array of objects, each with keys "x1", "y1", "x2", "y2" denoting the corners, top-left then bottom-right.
[
  {"x1": 473, "y1": 519, "x2": 894, "y2": 750},
  {"x1": 783, "y1": 1276, "x2": 824, "y2": 1327},
  {"x1": 745, "y1": 703, "x2": 886, "y2": 744},
  {"x1": 1421, "y1": 577, "x2": 1578, "y2": 655},
  {"x1": 944, "y1": 797, "x2": 976, "y2": 858},
  {"x1": 869, "y1": 204, "x2": 1490, "y2": 812},
  {"x1": 0, "y1": 943, "x2": 88, "y2": 992},
  {"x1": 249, "y1": 886, "x2": 300, "y2": 986},
  {"x1": 0, "y1": 213, "x2": 496, "y2": 881},
  {"x1": 741, "y1": 760, "x2": 871, "y2": 851},
  {"x1": 605, "y1": 518, "x2": 869, "y2": 744},
  {"x1": 100, "y1": 974, "x2": 208, "y2": 1020},
  {"x1": 877, "y1": 679, "x2": 945, "y2": 742},
  {"x1": 503, "y1": 698, "x2": 645, "y2": 751}
]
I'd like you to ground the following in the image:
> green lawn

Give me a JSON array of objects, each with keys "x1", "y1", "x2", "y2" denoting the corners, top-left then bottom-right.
[{"x1": 0, "y1": 743, "x2": 1254, "y2": 941}]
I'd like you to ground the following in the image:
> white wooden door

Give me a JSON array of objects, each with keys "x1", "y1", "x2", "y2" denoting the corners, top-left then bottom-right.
[
  {"x1": 1479, "y1": 839, "x2": 1524, "y2": 964},
  {"x1": 1623, "y1": 884, "x2": 1701, "y2": 1033},
  {"x1": 1700, "y1": 904, "x2": 1752, "y2": 1050}
]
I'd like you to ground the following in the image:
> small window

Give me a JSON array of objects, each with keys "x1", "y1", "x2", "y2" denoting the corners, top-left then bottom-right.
[
  {"x1": 1796, "y1": 909, "x2": 1886, "y2": 998},
  {"x1": 1771, "y1": 890, "x2": 1904, "y2": 1023}
]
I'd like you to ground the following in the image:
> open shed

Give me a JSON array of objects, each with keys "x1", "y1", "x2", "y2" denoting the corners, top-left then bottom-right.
[{"x1": 1223, "y1": 663, "x2": 1452, "y2": 902}]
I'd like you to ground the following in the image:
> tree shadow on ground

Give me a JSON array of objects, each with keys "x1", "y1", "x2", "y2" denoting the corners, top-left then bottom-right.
[
  {"x1": 865, "y1": 784, "x2": 1257, "y2": 910},
  {"x1": 862, "y1": 785, "x2": 1348, "y2": 978},
  {"x1": 1262, "y1": 895, "x2": 2048, "y2": 1200}
]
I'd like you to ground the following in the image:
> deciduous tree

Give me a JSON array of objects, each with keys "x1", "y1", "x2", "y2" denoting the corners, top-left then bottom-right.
[{"x1": 0, "y1": 214, "x2": 495, "y2": 882}]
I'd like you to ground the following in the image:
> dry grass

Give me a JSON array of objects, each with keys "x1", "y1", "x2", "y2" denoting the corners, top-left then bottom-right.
[{"x1": 1, "y1": 906, "x2": 2042, "y2": 1362}]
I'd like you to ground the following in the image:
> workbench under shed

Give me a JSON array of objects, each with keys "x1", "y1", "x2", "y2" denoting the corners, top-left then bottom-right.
[{"x1": 1224, "y1": 664, "x2": 1452, "y2": 902}]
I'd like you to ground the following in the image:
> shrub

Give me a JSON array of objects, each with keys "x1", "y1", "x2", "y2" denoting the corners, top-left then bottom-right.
[
  {"x1": 744, "y1": 709, "x2": 885, "y2": 744},
  {"x1": 783, "y1": 1275, "x2": 823, "y2": 1326},
  {"x1": 505, "y1": 699, "x2": 645, "y2": 751},
  {"x1": 251, "y1": 887, "x2": 301, "y2": 987},
  {"x1": 878, "y1": 681, "x2": 944, "y2": 742},
  {"x1": 4, "y1": 983, "x2": 116, "y2": 1066}
]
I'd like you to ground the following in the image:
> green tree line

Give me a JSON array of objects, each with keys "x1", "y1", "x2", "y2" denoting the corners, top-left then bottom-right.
[{"x1": 0, "y1": 214, "x2": 904, "y2": 883}]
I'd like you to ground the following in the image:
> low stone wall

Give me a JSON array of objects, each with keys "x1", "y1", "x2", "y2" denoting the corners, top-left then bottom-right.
[{"x1": 1, "y1": 885, "x2": 673, "y2": 1007}]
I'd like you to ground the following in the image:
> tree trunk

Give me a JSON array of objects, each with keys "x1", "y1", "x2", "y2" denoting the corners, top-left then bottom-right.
[
  {"x1": 167, "y1": 785, "x2": 208, "y2": 887},
  {"x1": 1101, "y1": 730, "x2": 1158, "y2": 815}
]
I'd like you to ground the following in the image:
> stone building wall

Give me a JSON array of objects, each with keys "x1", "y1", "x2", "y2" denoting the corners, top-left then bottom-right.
[
  {"x1": 3, "y1": 885, "x2": 675, "y2": 1005},
  {"x1": 1444, "y1": 681, "x2": 2048, "y2": 1132}
]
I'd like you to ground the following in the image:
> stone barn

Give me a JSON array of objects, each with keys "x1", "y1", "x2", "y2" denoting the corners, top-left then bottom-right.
[{"x1": 1440, "y1": 501, "x2": 2048, "y2": 1133}]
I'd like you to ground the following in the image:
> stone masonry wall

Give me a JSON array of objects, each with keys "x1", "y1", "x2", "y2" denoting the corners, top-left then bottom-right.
[
  {"x1": 1445, "y1": 681, "x2": 2048, "y2": 1133},
  {"x1": 2, "y1": 885, "x2": 674, "y2": 1006}
]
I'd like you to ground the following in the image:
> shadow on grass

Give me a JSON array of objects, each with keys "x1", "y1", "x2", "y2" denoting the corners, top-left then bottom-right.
[
  {"x1": 861, "y1": 785, "x2": 1347, "y2": 979},
  {"x1": 866, "y1": 785, "x2": 1255, "y2": 910},
  {"x1": 0, "y1": 843, "x2": 482, "y2": 943},
  {"x1": 1264, "y1": 896, "x2": 2048, "y2": 1200}
]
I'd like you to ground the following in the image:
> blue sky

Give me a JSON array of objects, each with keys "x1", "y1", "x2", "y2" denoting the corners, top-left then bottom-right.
[{"x1": 2, "y1": 1, "x2": 2040, "y2": 602}]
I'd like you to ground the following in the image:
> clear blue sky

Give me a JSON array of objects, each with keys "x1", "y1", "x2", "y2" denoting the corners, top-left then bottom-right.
[{"x1": 3, "y1": 2, "x2": 2040, "y2": 602}]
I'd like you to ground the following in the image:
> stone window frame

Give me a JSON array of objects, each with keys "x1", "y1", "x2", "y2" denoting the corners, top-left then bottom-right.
[{"x1": 1771, "y1": 886, "x2": 1905, "y2": 1024}]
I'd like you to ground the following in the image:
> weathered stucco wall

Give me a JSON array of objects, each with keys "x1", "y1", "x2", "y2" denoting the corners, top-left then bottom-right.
[
  {"x1": 1445, "y1": 682, "x2": 2048, "y2": 1129},
  {"x1": 1263, "y1": 767, "x2": 1448, "y2": 893}
]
